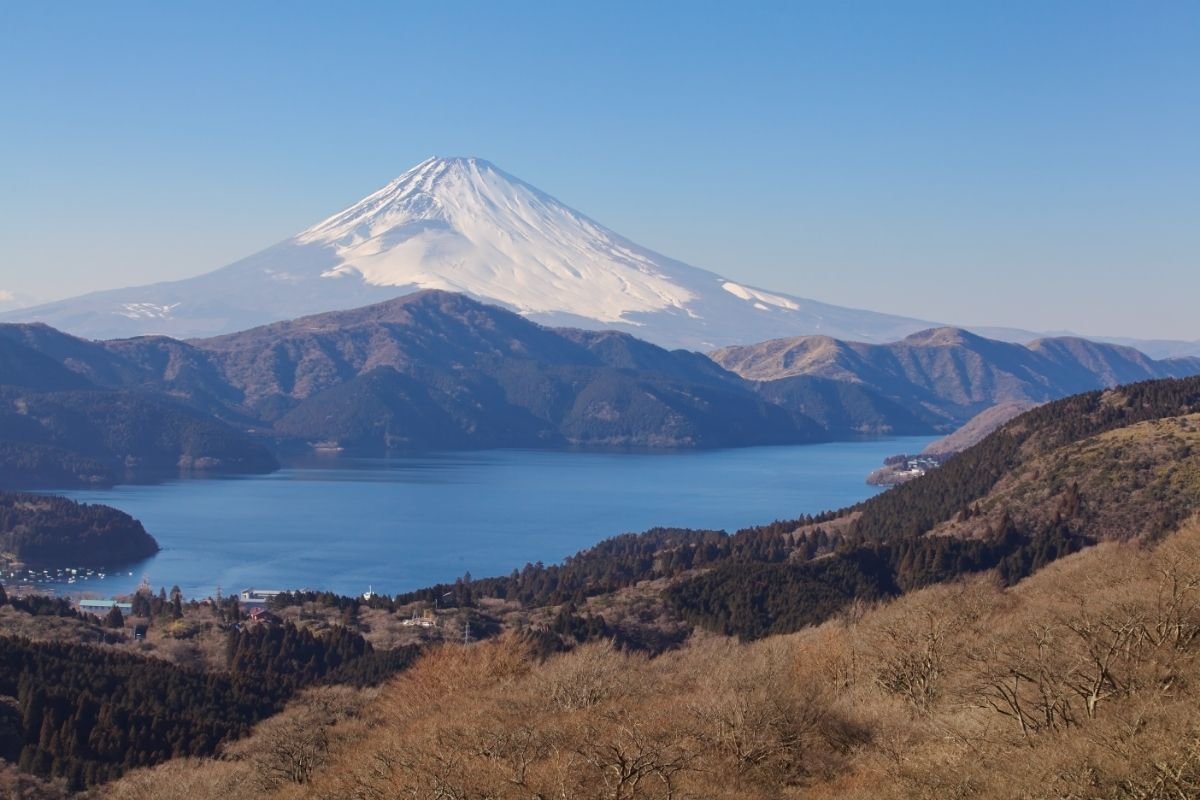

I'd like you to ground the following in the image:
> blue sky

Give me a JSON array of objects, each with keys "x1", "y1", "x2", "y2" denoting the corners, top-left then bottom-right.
[{"x1": 0, "y1": 1, "x2": 1197, "y2": 339}]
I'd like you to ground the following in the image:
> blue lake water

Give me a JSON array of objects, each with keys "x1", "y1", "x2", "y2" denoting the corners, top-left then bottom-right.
[{"x1": 32, "y1": 438, "x2": 934, "y2": 599}]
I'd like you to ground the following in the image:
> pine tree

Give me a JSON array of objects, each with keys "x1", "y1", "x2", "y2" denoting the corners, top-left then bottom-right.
[{"x1": 104, "y1": 605, "x2": 124, "y2": 629}]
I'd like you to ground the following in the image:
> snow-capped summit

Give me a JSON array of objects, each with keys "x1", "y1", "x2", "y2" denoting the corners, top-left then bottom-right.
[
  {"x1": 3, "y1": 156, "x2": 936, "y2": 348},
  {"x1": 295, "y1": 156, "x2": 697, "y2": 324}
]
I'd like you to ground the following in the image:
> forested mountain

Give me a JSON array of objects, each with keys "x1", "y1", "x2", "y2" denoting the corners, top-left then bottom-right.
[
  {"x1": 191, "y1": 291, "x2": 822, "y2": 449},
  {"x1": 0, "y1": 323, "x2": 281, "y2": 487},
  {"x1": 752, "y1": 373, "x2": 944, "y2": 435},
  {"x1": 712, "y1": 326, "x2": 1200, "y2": 429},
  {"x1": 667, "y1": 375, "x2": 1200, "y2": 637},
  {"x1": 0, "y1": 492, "x2": 158, "y2": 566},
  {"x1": 0, "y1": 323, "x2": 252, "y2": 423},
  {"x1": 2, "y1": 292, "x2": 825, "y2": 456},
  {"x1": 10, "y1": 291, "x2": 1198, "y2": 463},
  {"x1": 0, "y1": 337, "x2": 92, "y2": 393},
  {"x1": 0, "y1": 388, "x2": 277, "y2": 489},
  {"x1": 0, "y1": 612, "x2": 414, "y2": 790}
]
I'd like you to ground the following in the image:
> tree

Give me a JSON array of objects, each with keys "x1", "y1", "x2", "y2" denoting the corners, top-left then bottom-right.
[
  {"x1": 256, "y1": 715, "x2": 329, "y2": 787},
  {"x1": 104, "y1": 605, "x2": 124, "y2": 629}
]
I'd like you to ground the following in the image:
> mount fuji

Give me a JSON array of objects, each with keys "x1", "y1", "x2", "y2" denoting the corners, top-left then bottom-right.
[{"x1": 7, "y1": 156, "x2": 942, "y2": 348}]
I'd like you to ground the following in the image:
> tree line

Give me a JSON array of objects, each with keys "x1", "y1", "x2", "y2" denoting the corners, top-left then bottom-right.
[{"x1": 0, "y1": 588, "x2": 416, "y2": 790}]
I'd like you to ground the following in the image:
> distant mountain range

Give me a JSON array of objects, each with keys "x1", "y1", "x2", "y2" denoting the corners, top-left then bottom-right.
[
  {"x1": 712, "y1": 327, "x2": 1200, "y2": 430},
  {"x1": 189, "y1": 291, "x2": 822, "y2": 449},
  {"x1": 7, "y1": 156, "x2": 1194, "y2": 358},
  {"x1": 0, "y1": 292, "x2": 826, "y2": 487},
  {"x1": 2, "y1": 290, "x2": 1199, "y2": 488}
]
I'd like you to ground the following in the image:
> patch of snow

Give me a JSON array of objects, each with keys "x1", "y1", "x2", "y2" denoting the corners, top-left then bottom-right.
[
  {"x1": 116, "y1": 302, "x2": 181, "y2": 320},
  {"x1": 721, "y1": 281, "x2": 801, "y2": 311}
]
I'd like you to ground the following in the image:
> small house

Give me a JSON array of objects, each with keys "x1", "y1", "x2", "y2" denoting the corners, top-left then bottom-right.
[
  {"x1": 247, "y1": 607, "x2": 281, "y2": 625},
  {"x1": 239, "y1": 588, "x2": 285, "y2": 606},
  {"x1": 78, "y1": 599, "x2": 134, "y2": 613}
]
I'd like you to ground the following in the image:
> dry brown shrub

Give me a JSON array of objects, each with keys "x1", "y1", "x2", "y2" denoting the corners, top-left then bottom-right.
[
  {"x1": 533, "y1": 639, "x2": 635, "y2": 711},
  {"x1": 0, "y1": 761, "x2": 70, "y2": 800},
  {"x1": 854, "y1": 579, "x2": 996, "y2": 716},
  {"x1": 96, "y1": 520, "x2": 1200, "y2": 800},
  {"x1": 96, "y1": 758, "x2": 254, "y2": 800}
]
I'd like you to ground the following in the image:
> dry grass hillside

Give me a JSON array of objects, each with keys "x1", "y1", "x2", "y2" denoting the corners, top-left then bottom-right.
[
  {"x1": 933, "y1": 412, "x2": 1200, "y2": 544},
  {"x1": 100, "y1": 517, "x2": 1200, "y2": 800}
]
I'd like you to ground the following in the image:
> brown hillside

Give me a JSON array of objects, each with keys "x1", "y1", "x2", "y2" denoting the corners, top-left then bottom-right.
[{"x1": 100, "y1": 518, "x2": 1200, "y2": 800}]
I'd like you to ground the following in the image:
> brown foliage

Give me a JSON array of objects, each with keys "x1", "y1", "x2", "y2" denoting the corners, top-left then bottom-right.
[
  {"x1": 0, "y1": 762, "x2": 69, "y2": 800},
  {"x1": 99, "y1": 519, "x2": 1200, "y2": 800}
]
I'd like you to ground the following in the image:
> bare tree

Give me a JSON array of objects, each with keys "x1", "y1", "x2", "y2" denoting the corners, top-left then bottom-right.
[
  {"x1": 256, "y1": 716, "x2": 330, "y2": 787},
  {"x1": 968, "y1": 623, "x2": 1077, "y2": 739},
  {"x1": 573, "y1": 712, "x2": 693, "y2": 800}
]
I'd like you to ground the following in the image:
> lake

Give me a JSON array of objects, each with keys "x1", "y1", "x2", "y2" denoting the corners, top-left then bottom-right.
[{"x1": 30, "y1": 438, "x2": 934, "y2": 599}]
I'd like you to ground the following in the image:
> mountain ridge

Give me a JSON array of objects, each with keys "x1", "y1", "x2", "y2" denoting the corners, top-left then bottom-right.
[
  {"x1": 0, "y1": 291, "x2": 830, "y2": 465},
  {"x1": 712, "y1": 326, "x2": 1200, "y2": 427},
  {"x1": 4, "y1": 292, "x2": 1199, "y2": 470}
]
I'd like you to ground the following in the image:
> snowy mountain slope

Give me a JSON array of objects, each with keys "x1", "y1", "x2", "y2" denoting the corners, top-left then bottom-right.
[
  {"x1": 296, "y1": 157, "x2": 697, "y2": 324},
  {"x1": 3, "y1": 157, "x2": 942, "y2": 349}
]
